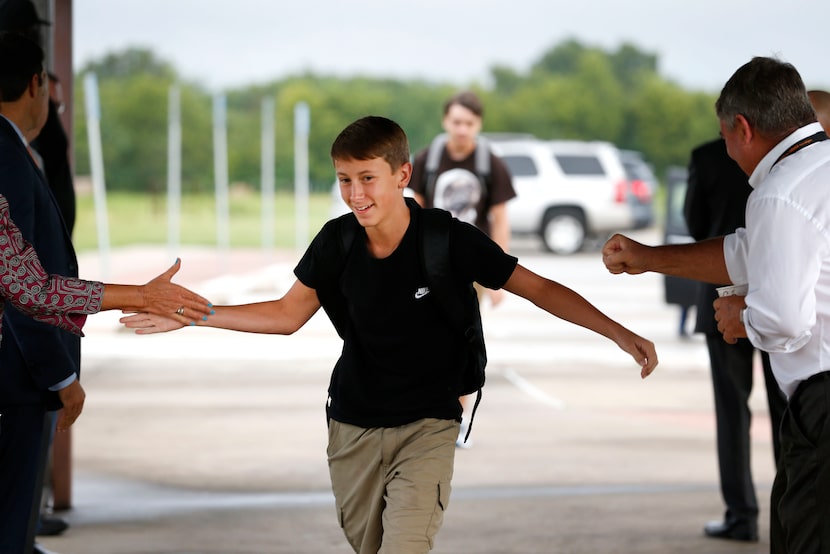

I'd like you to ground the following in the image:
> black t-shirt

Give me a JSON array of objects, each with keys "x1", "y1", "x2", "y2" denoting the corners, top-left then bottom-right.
[
  {"x1": 294, "y1": 204, "x2": 518, "y2": 428},
  {"x1": 409, "y1": 146, "x2": 516, "y2": 235}
]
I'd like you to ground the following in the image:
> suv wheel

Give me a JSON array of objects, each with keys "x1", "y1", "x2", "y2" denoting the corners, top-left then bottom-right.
[{"x1": 541, "y1": 209, "x2": 586, "y2": 255}]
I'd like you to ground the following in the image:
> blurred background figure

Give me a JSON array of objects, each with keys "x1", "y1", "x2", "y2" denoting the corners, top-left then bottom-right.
[
  {"x1": 683, "y1": 137, "x2": 786, "y2": 543},
  {"x1": 410, "y1": 90, "x2": 516, "y2": 306},
  {"x1": 661, "y1": 167, "x2": 697, "y2": 338},
  {"x1": 31, "y1": 71, "x2": 75, "y2": 234}
]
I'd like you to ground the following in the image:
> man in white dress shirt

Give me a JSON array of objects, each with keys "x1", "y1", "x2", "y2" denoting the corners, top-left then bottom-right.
[{"x1": 601, "y1": 57, "x2": 830, "y2": 553}]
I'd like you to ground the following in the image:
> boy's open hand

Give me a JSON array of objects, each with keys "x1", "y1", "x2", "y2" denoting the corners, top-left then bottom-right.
[{"x1": 120, "y1": 312, "x2": 187, "y2": 334}]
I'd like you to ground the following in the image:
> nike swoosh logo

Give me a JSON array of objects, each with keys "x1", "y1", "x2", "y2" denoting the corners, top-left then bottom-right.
[{"x1": 414, "y1": 287, "x2": 430, "y2": 299}]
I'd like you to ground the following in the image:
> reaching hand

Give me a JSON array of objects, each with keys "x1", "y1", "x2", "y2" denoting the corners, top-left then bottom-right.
[
  {"x1": 120, "y1": 312, "x2": 187, "y2": 334},
  {"x1": 137, "y1": 260, "x2": 212, "y2": 323},
  {"x1": 618, "y1": 330, "x2": 658, "y2": 379},
  {"x1": 602, "y1": 234, "x2": 649, "y2": 275}
]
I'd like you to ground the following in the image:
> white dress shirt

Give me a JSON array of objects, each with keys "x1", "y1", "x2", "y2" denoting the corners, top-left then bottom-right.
[{"x1": 723, "y1": 122, "x2": 830, "y2": 398}]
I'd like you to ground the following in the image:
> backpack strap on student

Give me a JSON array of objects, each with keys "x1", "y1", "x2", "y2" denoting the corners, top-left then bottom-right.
[
  {"x1": 338, "y1": 212, "x2": 359, "y2": 259},
  {"x1": 410, "y1": 197, "x2": 487, "y2": 444},
  {"x1": 474, "y1": 135, "x2": 492, "y2": 184},
  {"x1": 424, "y1": 134, "x2": 449, "y2": 204},
  {"x1": 317, "y1": 213, "x2": 360, "y2": 340}
]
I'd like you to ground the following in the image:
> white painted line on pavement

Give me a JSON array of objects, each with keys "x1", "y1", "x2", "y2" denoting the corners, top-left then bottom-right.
[{"x1": 501, "y1": 367, "x2": 566, "y2": 410}]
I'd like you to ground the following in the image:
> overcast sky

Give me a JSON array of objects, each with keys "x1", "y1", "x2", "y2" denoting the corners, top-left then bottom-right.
[{"x1": 73, "y1": 0, "x2": 829, "y2": 93}]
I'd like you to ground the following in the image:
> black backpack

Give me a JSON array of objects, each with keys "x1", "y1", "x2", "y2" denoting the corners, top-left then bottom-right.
[{"x1": 321, "y1": 197, "x2": 486, "y2": 442}]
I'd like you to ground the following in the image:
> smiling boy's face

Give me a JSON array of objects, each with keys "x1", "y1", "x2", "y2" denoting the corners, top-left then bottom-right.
[{"x1": 335, "y1": 156, "x2": 411, "y2": 228}]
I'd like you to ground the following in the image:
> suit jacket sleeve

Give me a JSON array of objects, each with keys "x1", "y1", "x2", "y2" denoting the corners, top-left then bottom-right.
[{"x1": 0, "y1": 134, "x2": 79, "y2": 391}]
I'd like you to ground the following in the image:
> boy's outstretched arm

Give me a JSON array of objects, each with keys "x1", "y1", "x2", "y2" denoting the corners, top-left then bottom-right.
[
  {"x1": 120, "y1": 279, "x2": 321, "y2": 335},
  {"x1": 502, "y1": 264, "x2": 658, "y2": 378}
]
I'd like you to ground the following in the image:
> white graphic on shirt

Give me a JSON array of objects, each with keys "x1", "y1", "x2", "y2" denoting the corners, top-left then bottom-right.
[
  {"x1": 433, "y1": 168, "x2": 482, "y2": 225},
  {"x1": 414, "y1": 287, "x2": 430, "y2": 299}
]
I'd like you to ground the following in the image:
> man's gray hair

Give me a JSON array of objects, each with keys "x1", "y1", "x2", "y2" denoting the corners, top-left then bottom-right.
[{"x1": 715, "y1": 57, "x2": 816, "y2": 141}]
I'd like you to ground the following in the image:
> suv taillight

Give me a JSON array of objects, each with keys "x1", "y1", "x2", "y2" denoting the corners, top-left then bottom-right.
[
  {"x1": 630, "y1": 179, "x2": 652, "y2": 202},
  {"x1": 614, "y1": 180, "x2": 628, "y2": 203}
]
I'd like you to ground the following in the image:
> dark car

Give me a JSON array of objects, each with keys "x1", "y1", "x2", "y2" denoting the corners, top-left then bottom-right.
[{"x1": 619, "y1": 150, "x2": 657, "y2": 228}]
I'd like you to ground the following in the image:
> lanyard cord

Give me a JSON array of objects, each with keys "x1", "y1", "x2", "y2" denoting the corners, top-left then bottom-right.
[{"x1": 772, "y1": 131, "x2": 828, "y2": 169}]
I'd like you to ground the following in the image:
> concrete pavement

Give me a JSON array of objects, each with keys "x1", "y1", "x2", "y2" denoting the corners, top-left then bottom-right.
[{"x1": 37, "y1": 240, "x2": 777, "y2": 553}]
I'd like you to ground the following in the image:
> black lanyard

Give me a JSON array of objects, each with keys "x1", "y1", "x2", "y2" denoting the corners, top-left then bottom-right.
[{"x1": 772, "y1": 131, "x2": 828, "y2": 169}]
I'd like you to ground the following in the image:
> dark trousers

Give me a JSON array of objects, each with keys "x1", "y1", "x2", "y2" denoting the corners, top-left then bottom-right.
[
  {"x1": 706, "y1": 335, "x2": 786, "y2": 522},
  {"x1": 770, "y1": 372, "x2": 830, "y2": 553},
  {"x1": 0, "y1": 404, "x2": 49, "y2": 554}
]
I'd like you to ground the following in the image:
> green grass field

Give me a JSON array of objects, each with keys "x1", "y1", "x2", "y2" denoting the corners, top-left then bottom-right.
[{"x1": 72, "y1": 190, "x2": 334, "y2": 253}]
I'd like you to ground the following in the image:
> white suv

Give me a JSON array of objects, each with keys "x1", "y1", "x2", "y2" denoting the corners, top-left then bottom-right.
[{"x1": 491, "y1": 139, "x2": 644, "y2": 254}]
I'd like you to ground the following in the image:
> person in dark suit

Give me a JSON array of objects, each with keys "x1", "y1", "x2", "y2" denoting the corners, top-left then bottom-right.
[
  {"x1": 683, "y1": 137, "x2": 786, "y2": 542},
  {"x1": 0, "y1": 34, "x2": 215, "y2": 554},
  {"x1": 0, "y1": 30, "x2": 83, "y2": 554},
  {"x1": 0, "y1": 0, "x2": 81, "y2": 539}
]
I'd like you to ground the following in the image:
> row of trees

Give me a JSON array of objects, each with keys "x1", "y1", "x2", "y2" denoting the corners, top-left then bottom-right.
[{"x1": 72, "y1": 39, "x2": 721, "y2": 194}]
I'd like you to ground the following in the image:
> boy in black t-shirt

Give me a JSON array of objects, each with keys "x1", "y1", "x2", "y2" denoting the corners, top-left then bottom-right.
[{"x1": 122, "y1": 116, "x2": 658, "y2": 554}]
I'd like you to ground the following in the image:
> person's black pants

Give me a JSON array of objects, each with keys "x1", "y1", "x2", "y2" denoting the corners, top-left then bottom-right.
[
  {"x1": 771, "y1": 371, "x2": 830, "y2": 553},
  {"x1": 706, "y1": 335, "x2": 786, "y2": 523},
  {"x1": 0, "y1": 404, "x2": 50, "y2": 554}
]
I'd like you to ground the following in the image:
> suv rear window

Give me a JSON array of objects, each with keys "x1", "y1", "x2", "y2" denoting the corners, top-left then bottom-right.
[
  {"x1": 554, "y1": 154, "x2": 605, "y2": 176},
  {"x1": 501, "y1": 155, "x2": 538, "y2": 177}
]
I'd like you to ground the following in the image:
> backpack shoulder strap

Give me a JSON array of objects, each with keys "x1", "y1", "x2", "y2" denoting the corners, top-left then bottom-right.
[
  {"x1": 424, "y1": 134, "x2": 449, "y2": 203},
  {"x1": 475, "y1": 135, "x2": 492, "y2": 179},
  {"x1": 337, "y1": 212, "x2": 360, "y2": 259},
  {"x1": 318, "y1": 213, "x2": 360, "y2": 339},
  {"x1": 413, "y1": 199, "x2": 476, "y2": 338},
  {"x1": 413, "y1": 199, "x2": 452, "y2": 289},
  {"x1": 425, "y1": 133, "x2": 449, "y2": 173},
  {"x1": 411, "y1": 197, "x2": 486, "y2": 442}
]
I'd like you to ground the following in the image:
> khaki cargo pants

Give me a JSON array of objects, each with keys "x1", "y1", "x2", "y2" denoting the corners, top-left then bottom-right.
[{"x1": 327, "y1": 417, "x2": 458, "y2": 554}]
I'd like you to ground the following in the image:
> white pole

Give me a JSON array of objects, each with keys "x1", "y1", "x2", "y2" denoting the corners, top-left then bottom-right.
[
  {"x1": 261, "y1": 96, "x2": 275, "y2": 256},
  {"x1": 213, "y1": 93, "x2": 230, "y2": 268},
  {"x1": 83, "y1": 73, "x2": 110, "y2": 280},
  {"x1": 167, "y1": 85, "x2": 182, "y2": 259},
  {"x1": 294, "y1": 102, "x2": 310, "y2": 252}
]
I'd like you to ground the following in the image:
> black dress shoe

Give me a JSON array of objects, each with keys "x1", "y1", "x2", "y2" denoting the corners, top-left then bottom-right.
[
  {"x1": 36, "y1": 515, "x2": 69, "y2": 536},
  {"x1": 704, "y1": 518, "x2": 759, "y2": 541}
]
